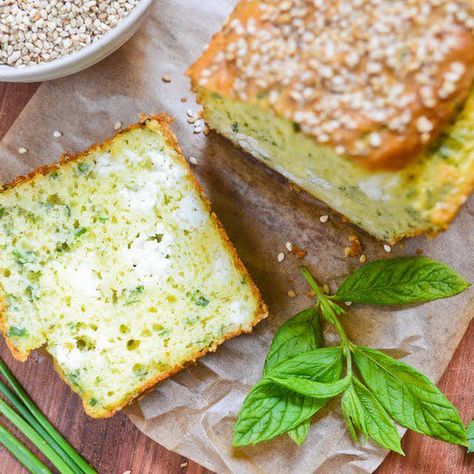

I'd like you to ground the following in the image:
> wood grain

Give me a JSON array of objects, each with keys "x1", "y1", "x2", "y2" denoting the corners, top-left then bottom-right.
[{"x1": 0, "y1": 82, "x2": 472, "y2": 474}]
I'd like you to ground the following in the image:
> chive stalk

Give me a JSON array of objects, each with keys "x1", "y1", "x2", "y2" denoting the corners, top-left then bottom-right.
[
  {"x1": 0, "y1": 380, "x2": 82, "y2": 473},
  {"x1": 0, "y1": 358, "x2": 95, "y2": 473},
  {"x1": 0, "y1": 424, "x2": 52, "y2": 474},
  {"x1": 0, "y1": 398, "x2": 74, "y2": 473}
]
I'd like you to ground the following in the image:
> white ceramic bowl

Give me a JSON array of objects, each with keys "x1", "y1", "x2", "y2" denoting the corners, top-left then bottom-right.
[{"x1": 0, "y1": 0, "x2": 154, "y2": 83}]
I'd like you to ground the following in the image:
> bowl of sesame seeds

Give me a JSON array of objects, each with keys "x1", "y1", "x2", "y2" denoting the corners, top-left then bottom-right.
[{"x1": 0, "y1": 0, "x2": 154, "y2": 82}]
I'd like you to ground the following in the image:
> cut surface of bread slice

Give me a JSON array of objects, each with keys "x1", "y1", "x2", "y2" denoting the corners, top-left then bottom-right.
[{"x1": 0, "y1": 115, "x2": 267, "y2": 417}]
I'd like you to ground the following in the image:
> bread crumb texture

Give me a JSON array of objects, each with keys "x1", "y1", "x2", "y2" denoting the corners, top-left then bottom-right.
[{"x1": 0, "y1": 117, "x2": 267, "y2": 417}]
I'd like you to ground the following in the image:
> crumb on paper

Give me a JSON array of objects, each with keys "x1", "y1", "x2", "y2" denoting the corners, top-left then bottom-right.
[
  {"x1": 290, "y1": 244, "x2": 307, "y2": 259},
  {"x1": 288, "y1": 182, "x2": 301, "y2": 193},
  {"x1": 344, "y1": 235, "x2": 363, "y2": 257}
]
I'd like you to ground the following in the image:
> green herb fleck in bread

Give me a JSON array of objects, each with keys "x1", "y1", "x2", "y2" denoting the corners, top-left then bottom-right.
[{"x1": 0, "y1": 115, "x2": 268, "y2": 418}]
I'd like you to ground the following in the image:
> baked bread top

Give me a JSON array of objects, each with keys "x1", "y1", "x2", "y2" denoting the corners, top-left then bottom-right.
[{"x1": 188, "y1": 0, "x2": 474, "y2": 170}]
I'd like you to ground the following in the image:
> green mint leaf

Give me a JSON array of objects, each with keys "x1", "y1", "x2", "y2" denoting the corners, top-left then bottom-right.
[
  {"x1": 288, "y1": 420, "x2": 310, "y2": 446},
  {"x1": 270, "y1": 372, "x2": 351, "y2": 399},
  {"x1": 233, "y1": 381, "x2": 325, "y2": 446},
  {"x1": 263, "y1": 307, "x2": 323, "y2": 443},
  {"x1": 341, "y1": 378, "x2": 404, "y2": 454},
  {"x1": 353, "y1": 346, "x2": 467, "y2": 446},
  {"x1": 234, "y1": 347, "x2": 343, "y2": 446},
  {"x1": 334, "y1": 257, "x2": 469, "y2": 305},
  {"x1": 265, "y1": 347, "x2": 348, "y2": 398},
  {"x1": 467, "y1": 419, "x2": 474, "y2": 453},
  {"x1": 264, "y1": 307, "x2": 323, "y2": 375}
]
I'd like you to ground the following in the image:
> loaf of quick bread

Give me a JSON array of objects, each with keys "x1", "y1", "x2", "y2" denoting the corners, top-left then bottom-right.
[
  {"x1": 0, "y1": 115, "x2": 267, "y2": 417},
  {"x1": 189, "y1": 0, "x2": 474, "y2": 242}
]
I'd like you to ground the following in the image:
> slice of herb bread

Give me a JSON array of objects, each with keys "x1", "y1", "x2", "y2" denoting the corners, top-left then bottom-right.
[{"x1": 0, "y1": 115, "x2": 267, "y2": 417}]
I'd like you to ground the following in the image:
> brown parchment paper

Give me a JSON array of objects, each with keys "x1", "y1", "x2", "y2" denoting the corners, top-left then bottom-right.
[{"x1": 1, "y1": 1, "x2": 473, "y2": 472}]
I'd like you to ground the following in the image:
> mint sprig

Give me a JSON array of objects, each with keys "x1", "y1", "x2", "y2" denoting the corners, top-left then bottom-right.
[{"x1": 233, "y1": 257, "x2": 470, "y2": 452}]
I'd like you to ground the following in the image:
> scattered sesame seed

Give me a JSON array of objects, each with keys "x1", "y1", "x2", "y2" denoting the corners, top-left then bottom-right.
[
  {"x1": 345, "y1": 301, "x2": 353, "y2": 306},
  {"x1": 288, "y1": 290, "x2": 296, "y2": 298},
  {"x1": 162, "y1": 75, "x2": 172, "y2": 83},
  {"x1": 320, "y1": 215, "x2": 329, "y2": 223},
  {"x1": 285, "y1": 242, "x2": 293, "y2": 251},
  {"x1": 180, "y1": 462, "x2": 188, "y2": 468},
  {"x1": 53, "y1": 130, "x2": 62, "y2": 138},
  {"x1": 359, "y1": 254, "x2": 367, "y2": 264},
  {"x1": 114, "y1": 122, "x2": 122, "y2": 131},
  {"x1": 123, "y1": 471, "x2": 131, "y2": 474},
  {"x1": 384, "y1": 244, "x2": 392, "y2": 253},
  {"x1": 189, "y1": 156, "x2": 198, "y2": 165},
  {"x1": 18, "y1": 147, "x2": 28, "y2": 155},
  {"x1": 277, "y1": 252, "x2": 285, "y2": 262},
  {"x1": 186, "y1": 109, "x2": 194, "y2": 117}
]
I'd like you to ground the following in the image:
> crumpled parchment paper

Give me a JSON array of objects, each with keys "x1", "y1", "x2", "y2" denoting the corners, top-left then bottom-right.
[{"x1": 0, "y1": 1, "x2": 473, "y2": 473}]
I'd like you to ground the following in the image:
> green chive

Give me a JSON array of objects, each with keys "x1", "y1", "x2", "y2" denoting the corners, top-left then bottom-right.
[
  {"x1": 0, "y1": 424, "x2": 51, "y2": 474},
  {"x1": 0, "y1": 358, "x2": 95, "y2": 473}
]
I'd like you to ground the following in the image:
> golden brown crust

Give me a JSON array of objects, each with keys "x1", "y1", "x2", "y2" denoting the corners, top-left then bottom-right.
[
  {"x1": 188, "y1": 0, "x2": 474, "y2": 171},
  {"x1": 0, "y1": 114, "x2": 268, "y2": 417}
]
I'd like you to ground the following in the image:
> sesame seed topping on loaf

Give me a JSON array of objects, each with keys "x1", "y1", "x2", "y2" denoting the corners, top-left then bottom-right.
[
  {"x1": 0, "y1": 115, "x2": 267, "y2": 417},
  {"x1": 189, "y1": 0, "x2": 474, "y2": 169}
]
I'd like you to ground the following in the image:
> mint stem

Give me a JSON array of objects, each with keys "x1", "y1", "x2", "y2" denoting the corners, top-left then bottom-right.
[{"x1": 300, "y1": 267, "x2": 352, "y2": 372}]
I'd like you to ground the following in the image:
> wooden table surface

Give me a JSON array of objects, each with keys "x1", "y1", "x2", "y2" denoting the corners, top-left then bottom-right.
[{"x1": 0, "y1": 82, "x2": 473, "y2": 474}]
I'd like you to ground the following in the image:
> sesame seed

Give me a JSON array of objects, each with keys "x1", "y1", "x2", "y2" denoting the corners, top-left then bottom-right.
[
  {"x1": 323, "y1": 284, "x2": 330, "y2": 294},
  {"x1": 18, "y1": 147, "x2": 28, "y2": 155},
  {"x1": 189, "y1": 157, "x2": 198, "y2": 165},
  {"x1": 288, "y1": 290, "x2": 296, "y2": 298},
  {"x1": 285, "y1": 242, "x2": 293, "y2": 251},
  {"x1": 345, "y1": 301, "x2": 353, "y2": 306},
  {"x1": 114, "y1": 122, "x2": 122, "y2": 131},
  {"x1": 277, "y1": 252, "x2": 285, "y2": 262},
  {"x1": 162, "y1": 75, "x2": 171, "y2": 83},
  {"x1": 369, "y1": 132, "x2": 382, "y2": 148},
  {"x1": 359, "y1": 254, "x2": 367, "y2": 264},
  {"x1": 383, "y1": 244, "x2": 392, "y2": 253},
  {"x1": 180, "y1": 462, "x2": 188, "y2": 468},
  {"x1": 53, "y1": 130, "x2": 62, "y2": 138},
  {"x1": 320, "y1": 215, "x2": 329, "y2": 223}
]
